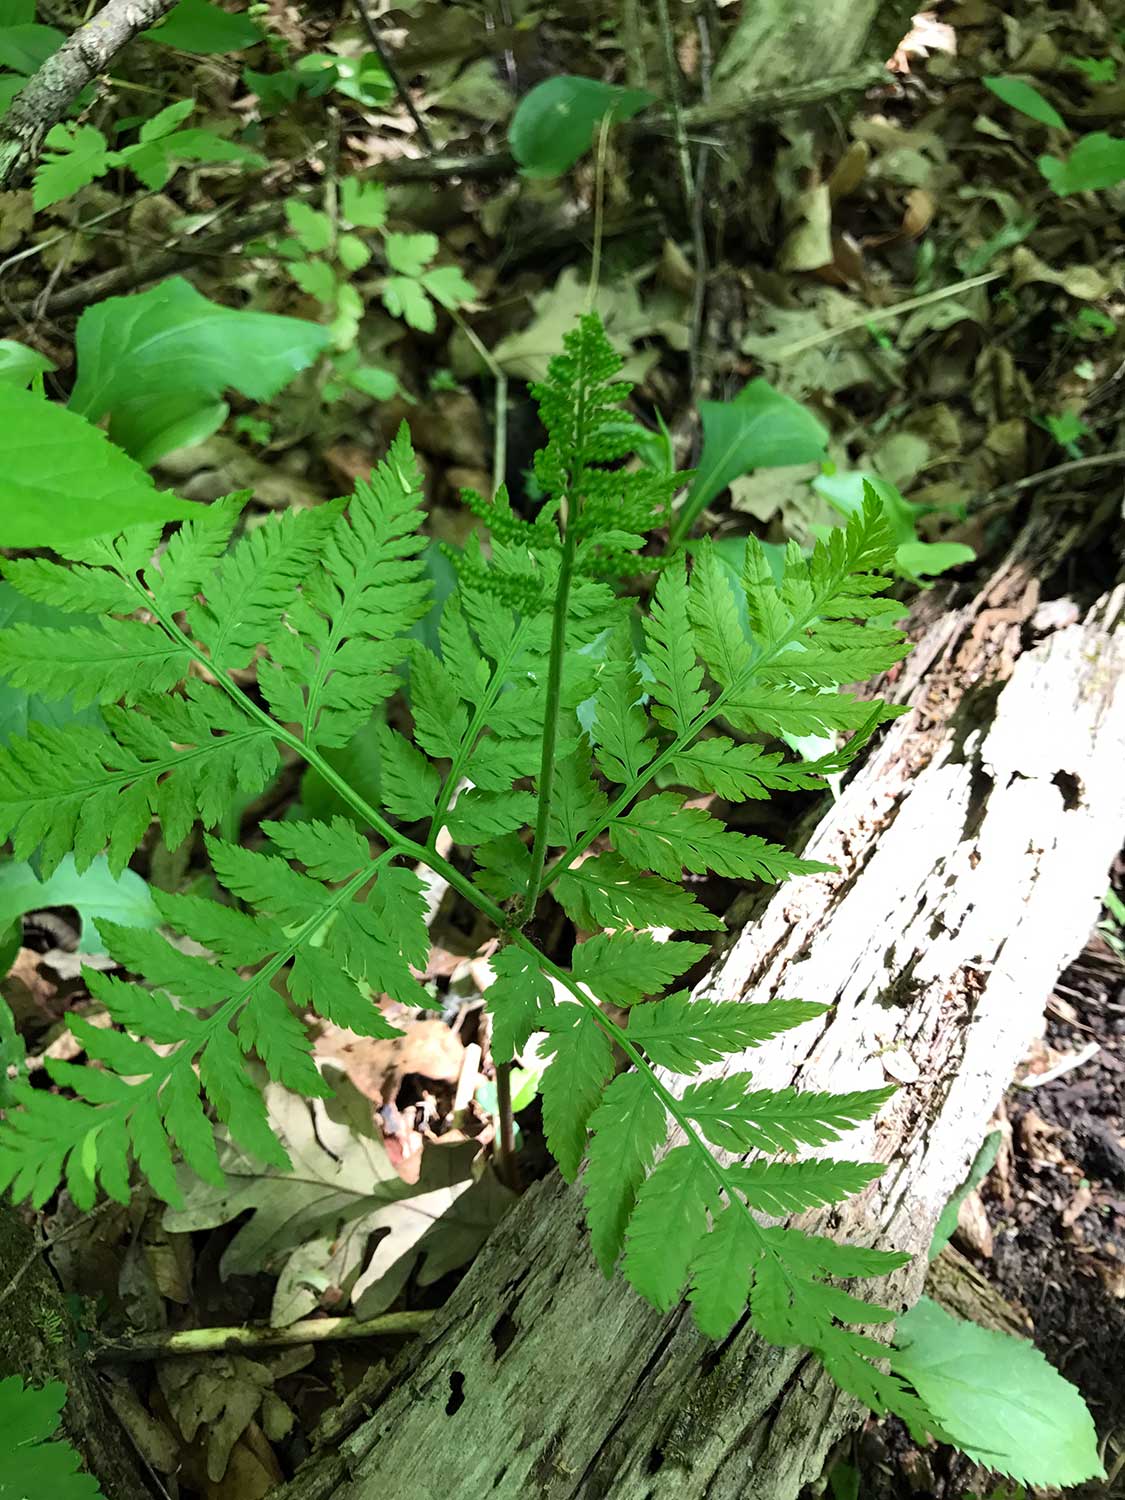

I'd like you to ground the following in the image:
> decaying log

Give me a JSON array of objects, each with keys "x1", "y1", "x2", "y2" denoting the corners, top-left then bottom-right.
[{"x1": 278, "y1": 550, "x2": 1125, "y2": 1500}]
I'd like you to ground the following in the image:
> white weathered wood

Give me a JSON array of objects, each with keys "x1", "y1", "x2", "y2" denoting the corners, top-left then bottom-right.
[{"x1": 280, "y1": 579, "x2": 1125, "y2": 1500}]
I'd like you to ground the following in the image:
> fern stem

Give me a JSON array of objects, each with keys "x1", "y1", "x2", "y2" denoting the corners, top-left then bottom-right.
[{"x1": 518, "y1": 527, "x2": 577, "y2": 925}]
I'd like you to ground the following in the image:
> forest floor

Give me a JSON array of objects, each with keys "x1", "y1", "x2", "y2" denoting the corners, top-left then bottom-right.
[{"x1": 3, "y1": 0, "x2": 1125, "y2": 1494}]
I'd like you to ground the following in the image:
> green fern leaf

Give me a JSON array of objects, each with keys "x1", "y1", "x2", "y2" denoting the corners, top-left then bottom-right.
[
  {"x1": 0, "y1": 1376, "x2": 104, "y2": 1499},
  {"x1": 682, "y1": 1078, "x2": 895, "y2": 1154},
  {"x1": 584, "y1": 1072, "x2": 666, "y2": 1274},
  {"x1": 375, "y1": 722, "x2": 441, "y2": 822},
  {"x1": 0, "y1": 555, "x2": 137, "y2": 615},
  {"x1": 591, "y1": 655, "x2": 656, "y2": 785},
  {"x1": 146, "y1": 492, "x2": 245, "y2": 612},
  {"x1": 540, "y1": 1008, "x2": 614, "y2": 1180},
  {"x1": 628, "y1": 994, "x2": 827, "y2": 1073},
  {"x1": 553, "y1": 852, "x2": 724, "y2": 933},
  {"x1": 689, "y1": 542, "x2": 754, "y2": 688},
  {"x1": 188, "y1": 504, "x2": 340, "y2": 670},
  {"x1": 545, "y1": 745, "x2": 609, "y2": 846},
  {"x1": 570, "y1": 931, "x2": 707, "y2": 1006},
  {"x1": 726, "y1": 1158, "x2": 885, "y2": 1216},
  {"x1": 621, "y1": 1145, "x2": 719, "y2": 1311},
  {"x1": 643, "y1": 559, "x2": 708, "y2": 733},
  {"x1": 486, "y1": 946, "x2": 554, "y2": 1062},
  {"x1": 409, "y1": 647, "x2": 469, "y2": 760},
  {"x1": 259, "y1": 816, "x2": 371, "y2": 882},
  {"x1": 447, "y1": 789, "x2": 538, "y2": 845},
  {"x1": 687, "y1": 1200, "x2": 758, "y2": 1338},
  {"x1": 0, "y1": 619, "x2": 188, "y2": 706},
  {"x1": 611, "y1": 793, "x2": 833, "y2": 883}
]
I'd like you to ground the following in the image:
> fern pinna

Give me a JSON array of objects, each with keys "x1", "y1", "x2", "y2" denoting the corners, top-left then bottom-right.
[{"x1": 0, "y1": 315, "x2": 933, "y2": 1434}]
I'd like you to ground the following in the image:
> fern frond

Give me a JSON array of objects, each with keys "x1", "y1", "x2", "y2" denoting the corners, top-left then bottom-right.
[
  {"x1": 627, "y1": 993, "x2": 828, "y2": 1072},
  {"x1": 539, "y1": 1008, "x2": 614, "y2": 1180},
  {"x1": 681, "y1": 1077, "x2": 895, "y2": 1154},
  {"x1": 584, "y1": 1072, "x2": 667, "y2": 1273},
  {"x1": 0, "y1": 687, "x2": 279, "y2": 878},
  {"x1": 570, "y1": 931, "x2": 707, "y2": 1006}
]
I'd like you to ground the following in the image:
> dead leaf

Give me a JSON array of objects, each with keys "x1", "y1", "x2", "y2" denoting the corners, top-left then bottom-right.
[
  {"x1": 158, "y1": 1346, "x2": 310, "y2": 1483},
  {"x1": 780, "y1": 183, "x2": 832, "y2": 272},
  {"x1": 164, "y1": 1085, "x2": 499, "y2": 1326},
  {"x1": 315, "y1": 1018, "x2": 464, "y2": 1107}
]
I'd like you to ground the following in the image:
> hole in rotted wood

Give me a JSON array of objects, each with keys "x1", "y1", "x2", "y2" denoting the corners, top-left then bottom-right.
[
  {"x1": 491, "y1": 1310, "x2": 518, "y2": 1359},
  {"x1": 446, "y1": 1370, "x2": 466, "y2": 1415},
  {"x1": 646, "y1": 1444, "x2": 666, "y2": 1474},
  {"x1": 492, "y1": 1464, "x2": 508, "y2": 1489},
  {"x1": 1052, "y1": 769, "x2": 1082, "y2": 810}
]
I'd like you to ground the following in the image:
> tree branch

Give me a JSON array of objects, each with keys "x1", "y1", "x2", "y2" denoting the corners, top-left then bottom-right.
[{"x1": 0, "y1": 0, "x2": 178, "y2": 190}]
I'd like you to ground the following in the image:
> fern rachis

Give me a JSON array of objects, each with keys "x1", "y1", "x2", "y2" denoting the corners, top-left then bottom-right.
[{"x1": 0, "y1": 313, "x2": 935, "y2": 1437}]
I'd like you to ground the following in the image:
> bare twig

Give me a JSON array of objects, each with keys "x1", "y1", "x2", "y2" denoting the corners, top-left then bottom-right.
[
  {"x1": 0, "y1": 0, "x2": 178, "y2": 189},
  {"x1": 973, "y1": 450, "x2": 1125, "y2": 511},
  {"x1": 95, "y1": 1311, "x2": 434, "y2": 1362},
  {"x1": 655, "y1": 0, "x2": 693, "y2": 209},
  {"x1": 353, "y1": 0, "x2": 435, "y2": 152}
]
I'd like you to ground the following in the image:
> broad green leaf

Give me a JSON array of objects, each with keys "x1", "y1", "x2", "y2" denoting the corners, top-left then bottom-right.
[
  {"x1": 680, "y1": 379, "x2": 828, "y2": 528},
  {"x1": 69, "y1": 277, "x2": 330, "y2": 465},
  {"x1": 285, "y1": 198, "x2": 333, "y2": 254},
  {"x1": 509, "y1": 76, "x2": 653, "y2": 178},
  {"x1": 0, "y1": 385, "x2": 196, "y2": 547},
  {"x1": 983, "y1": 75, "x2": 1066, "y2": 130},
  {"x1": 890, "y1": 1299, "x2": 1104, "y2": 1487},
  {"x1": 0, "y1": 20, "x2": 63, "y2": 74},
  {"x1": 145, "y1": 0, "x2": 263, "y2": 52},
  {"x1": 1039, "y1": 131, "x2": 1125, "y2": 194},
  {"x1": 0, "y1": 854, "x2": 158, "y2": 954},
  {"x1": 421, "y1": 264, "x2": 476, "y2": 309},
  {"x1": 0, "y1": 339, "x2": 55, "y2": 387}
]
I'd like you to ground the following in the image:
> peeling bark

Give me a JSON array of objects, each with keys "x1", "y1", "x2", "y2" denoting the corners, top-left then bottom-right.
[{"x1": 278, "y1": 560, "x2": 1125, "y2": 1500}]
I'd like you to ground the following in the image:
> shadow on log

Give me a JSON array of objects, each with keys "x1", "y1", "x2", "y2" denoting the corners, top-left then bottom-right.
[{"x1": 278, "y1": 539, "x2": 1125, "y2": 1500}]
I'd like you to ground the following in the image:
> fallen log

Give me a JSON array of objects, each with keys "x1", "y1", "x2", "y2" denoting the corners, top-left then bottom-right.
[{"x1": 278, "y1": 548, "x2": 1125, "y2": 1500}]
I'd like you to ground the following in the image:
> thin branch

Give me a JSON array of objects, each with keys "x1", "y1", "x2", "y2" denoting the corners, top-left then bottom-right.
[
  {"x1": 973, "y1": 450, "x2": 1125, "y2": 511},
  {"x1": 0, "y1": 0, "x2": 178, "y2": 189},
  {"x1": 95, "y1": 1311, "x2": 434, "y2": 1362},
  {"x1": 655, "y1": 0, "x2": 693, "y2": 210},
  {"x1": 353, "y1": 0, "x2": 435, "y2": 152}
]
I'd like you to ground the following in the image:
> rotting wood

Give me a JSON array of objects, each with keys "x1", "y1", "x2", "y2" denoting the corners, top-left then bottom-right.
[{"x1": 277, "y1": 554, "x2": 1125, "y2": 1500}]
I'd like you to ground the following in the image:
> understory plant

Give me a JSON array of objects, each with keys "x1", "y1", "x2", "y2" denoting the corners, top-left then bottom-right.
[{"x1": 0, "y1": 314, "x2": 945, "y2": 1432}]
